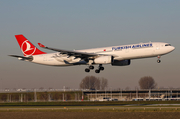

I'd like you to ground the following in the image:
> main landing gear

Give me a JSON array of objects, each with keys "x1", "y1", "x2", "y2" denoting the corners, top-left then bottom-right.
[
  {"x1": 157, "y1": 56, "x2": 161, "y2": 63},
  {"x1": 85, "y1": 60, "x2": 94, "y2": 72},
  {"x1": 95, "y1": 64, "x2": 104, "y2": 73},
  {"x1": 85, "y1": 65, "x2": 94, "y2": 73},
  {"x1": 85, "y1": 64, "x2": 104, "y2": 73}
]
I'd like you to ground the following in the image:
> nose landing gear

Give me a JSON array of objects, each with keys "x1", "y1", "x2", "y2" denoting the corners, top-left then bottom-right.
[{"x1": 157, "y1": 56, "x2": 161, "y2": 63}]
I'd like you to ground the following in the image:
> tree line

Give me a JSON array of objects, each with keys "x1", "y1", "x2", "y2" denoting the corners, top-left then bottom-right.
[
  {"x1": 79, "y1": 76, "x2": 157, "y2": 90},
  {"x1": 79, "y1": 76, "x2": 108, "y2": 90}
]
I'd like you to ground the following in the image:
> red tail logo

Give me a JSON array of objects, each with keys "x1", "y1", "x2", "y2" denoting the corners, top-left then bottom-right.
[
  {"x1": 15, "y1": 34, "x2": 46, "y2": 56},
  {"x1": 21, "y1": 40, "x2": 36, "y2": 55}
]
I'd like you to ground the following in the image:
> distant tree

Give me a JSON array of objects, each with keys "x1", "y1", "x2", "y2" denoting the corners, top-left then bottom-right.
[
  {"x1": 159, "y1": 86, "x2": 165, "y2": 89},
  {"x1": 117, "y1": 88, "x2": 121, "y2": 90},
  {"x1": 139, "y1": 76, "x2": 157, "y2": 89},
  {"x1": 79, "y1": 76, "x2": 108, "y2": 90},
  {"x1": 66, "y1": 94, "x2": 71, "y2": 100},
  {"x1": 39, "y1": 87, "x2": 44, "y2": 91},
  {"x1": 12, "y1": 94, "x2": 19, "y2": 101},
  {"x1": 53, "y1": 93, "x2": 62, "y2": 100},
  {"x1": 0, "y1": 94, "x2": 7, "y2": 101},
  {"x1": 135, "y1": 86, "x2": 139, "y2": 90},
  {"x1": 65, "y1": 87, "x2": 70, "y2": 89},
  {"x1": 125, "y1": 86, "x2": 130, "y2": 90},
  {"x1": 79, "y1": 76, "x2": 101, "y2": 90},
  {"x1": 39, "y1": 92, "x2": 48, "y2": 101},
  {"x1": 168, "y1": 86, "x2": 173, "y2": 89},
  {"x1": 26, "y1": 93, "x2": 34, "y2": 101},
  {"x1": 100, "y1": 77, "x2": 108, "y2": 90}
]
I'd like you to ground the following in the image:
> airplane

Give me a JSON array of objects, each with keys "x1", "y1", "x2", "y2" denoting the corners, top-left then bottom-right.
[{"x1": 9, "y1": 34, "x2": 175, "y2": 73}]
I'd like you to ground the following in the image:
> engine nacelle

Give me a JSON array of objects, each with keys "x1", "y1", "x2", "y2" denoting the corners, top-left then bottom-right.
[
  {"x1": 94, "y1": 56, "x2": 112, "y2": 64},
  {"x1": 111, "y1": 59, "x2": 131, "y2": 66}
]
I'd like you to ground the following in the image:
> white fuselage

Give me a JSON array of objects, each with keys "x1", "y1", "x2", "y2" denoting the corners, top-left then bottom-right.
[{"x1": 31, "y1": 42, "x2": 175, "y2": 66}]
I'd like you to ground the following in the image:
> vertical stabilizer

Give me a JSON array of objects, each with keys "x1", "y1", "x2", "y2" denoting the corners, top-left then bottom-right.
[{"x1": 15, "y1": 34, "x2": 46, "y2": 56}]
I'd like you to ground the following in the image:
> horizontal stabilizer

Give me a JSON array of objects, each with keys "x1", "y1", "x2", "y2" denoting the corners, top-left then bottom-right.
[{"x1": 9, "y1": 55, "x2": 33, "y2": 61}]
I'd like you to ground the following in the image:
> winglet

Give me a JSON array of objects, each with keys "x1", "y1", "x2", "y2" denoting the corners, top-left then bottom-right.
[{"x1": 38, "y1": 43, "x2": 46, "y2": 48}]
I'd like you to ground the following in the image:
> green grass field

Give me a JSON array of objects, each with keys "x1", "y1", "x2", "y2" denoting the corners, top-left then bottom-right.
[
  {"x1": 1, "y1": 104, "x2": 180, "y2": 119},
  {"x1": 1, "y1": 101, "x2": 180, "y2": 112},
  {"x1": 0, "y1": 101, "x2": 180, "y2": 106},
  {"x1": 1, "y1": 105, "x2": 180, "y2": 112},
  {"x1": 0, "y1": 107, "x2": 180, "y2": 112}
]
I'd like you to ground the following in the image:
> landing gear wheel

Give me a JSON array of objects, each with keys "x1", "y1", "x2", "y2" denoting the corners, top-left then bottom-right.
[
  {"x1": 89, "y1": 65, "x2": 94, "y2": 70},
  {"x1": 157, "y1": 60, "x2": 161, "y2": 63},
  {"x1": 99, "y1": 67, "x2": 104, "y2": 70},
  {"x1": 85, "y1": 68, "x2": 90, "y2": 72},
  {"x1": 157, "y1": 56, "x2": 161, "y2": 63},
  {"x1": 95, "y1": 69, "x2": 100, "y2": 73},
  {"x1": 99, "y1": 64, "x2": 102, "y2": 67}
]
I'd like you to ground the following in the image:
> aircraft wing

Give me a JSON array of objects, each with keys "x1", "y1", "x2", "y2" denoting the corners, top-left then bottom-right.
[{"x1": 38, "y1": 43, "x2": 102, "y2": 59}]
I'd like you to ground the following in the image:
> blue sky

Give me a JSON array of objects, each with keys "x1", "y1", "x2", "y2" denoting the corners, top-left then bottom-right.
[{"x1": 0, "y1": 0, "x2": 180, "y2": 89}]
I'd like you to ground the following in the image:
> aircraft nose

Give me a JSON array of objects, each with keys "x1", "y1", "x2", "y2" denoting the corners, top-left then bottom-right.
[{"x1": 172, "y1": 46, "x2": 175, "y2": 51}]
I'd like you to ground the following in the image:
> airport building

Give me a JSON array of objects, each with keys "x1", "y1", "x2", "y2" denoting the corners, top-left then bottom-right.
[
  {"x1": 0, "y1": 89, "x2": 180, "y2": 102},
  {"x1": 83, "y1": 89, "x2": 180, "y2": 101}
]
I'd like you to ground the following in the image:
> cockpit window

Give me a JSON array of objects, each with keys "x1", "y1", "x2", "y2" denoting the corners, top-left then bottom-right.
[{"x1": 165, "y1": 44, "x2": 171, "y2": 46}]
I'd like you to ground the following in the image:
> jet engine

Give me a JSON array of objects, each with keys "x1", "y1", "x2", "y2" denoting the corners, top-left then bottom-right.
[
  {"x1": 111, "y1": 59, "x2": 131, "y2": 66},
  {"x1": 94, "y1": 56, "x2": 112, "y2": 64}
]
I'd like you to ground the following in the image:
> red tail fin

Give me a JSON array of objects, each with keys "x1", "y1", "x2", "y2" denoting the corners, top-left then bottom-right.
[{"x1": 15, "y1": 34, "x2": 46, "y2": 56}]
